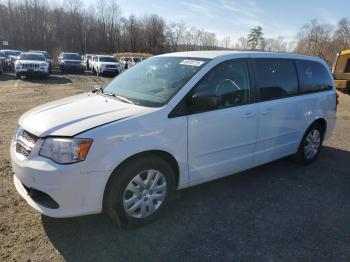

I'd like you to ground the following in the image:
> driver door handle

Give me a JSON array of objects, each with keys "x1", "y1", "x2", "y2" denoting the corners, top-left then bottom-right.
[{"x1": 261, "y1": 108, "x2": 272, "y2": 115}]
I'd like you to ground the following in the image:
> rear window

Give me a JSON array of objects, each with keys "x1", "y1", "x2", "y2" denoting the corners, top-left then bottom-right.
[
  {"x1": 99, "y1": 56, "x2": 117, "y2": 62},
  {"x1": 345, "y1": 59, "x2": 350, "y2": 73},
  {"x1": 63, "y1": 53, "x2": 80, "y2": 60},
  {"x1": 253, "y1": 59, "x2": 298, "y2": 101},
  {"x1": 296, "y1": 60, "x2": 333, "y2": 93}
]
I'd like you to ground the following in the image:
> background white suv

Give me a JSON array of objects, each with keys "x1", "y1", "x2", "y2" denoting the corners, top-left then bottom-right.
[
  {"x1": 15, "y1": 52, "x2": 49, "y2": 79},
  {"x1": 92, "y1": 55, "x2": 121, "y2": 76}
]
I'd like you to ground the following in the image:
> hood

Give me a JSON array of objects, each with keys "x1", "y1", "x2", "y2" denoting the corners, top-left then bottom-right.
[
  {"x1": 62, "y1": 60, "x2": 81, "y2": 63},
  {"x1": 18, "y1": 60, "x2": 46, "y2": 64},
  {"x1": 19, "y1": 93, "x2": 155, "y2": 137},
  {"x1": 99, "y1": 62, "x2": 120, "y2": 66}
]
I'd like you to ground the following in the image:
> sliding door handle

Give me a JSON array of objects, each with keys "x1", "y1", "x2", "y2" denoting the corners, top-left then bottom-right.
[{"x1": 241, "y1": 112, "x2": 257, "y2": 119}]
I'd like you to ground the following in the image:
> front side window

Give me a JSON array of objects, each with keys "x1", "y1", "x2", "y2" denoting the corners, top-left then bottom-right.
[
  {"x1": 192, "y1": 59, "x2": 251, "y2": 110},
  {"x1": 103, "y1": 57, "x2": 210, "y2": 107},
  {"x1": 253, "y1": 59, "x2": 298, "y2": 101},
  {"x1": 344, "y1": 59, "x2": 350, "y2": 73},
  {"x1": 296, "y1": 60, "x2": 333, "y2": 93}
]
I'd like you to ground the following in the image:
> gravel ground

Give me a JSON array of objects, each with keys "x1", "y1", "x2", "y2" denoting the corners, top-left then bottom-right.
[{"x1": 0, "y1": 71, "x2": 350, "y2": 261}]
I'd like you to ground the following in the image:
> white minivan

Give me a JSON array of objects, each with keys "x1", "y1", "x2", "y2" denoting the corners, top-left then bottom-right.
[{"x1": 10, "y1": 51, "x2": 337, "y2": 226}]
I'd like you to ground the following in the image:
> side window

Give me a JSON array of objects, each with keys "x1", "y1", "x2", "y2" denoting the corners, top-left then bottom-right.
[
  {"x1": 296, "y1": 60, "x2": 333, "y2": 93},
  {"x1": 192, "y1": 59, "x2": 251, "y2": 111},
  {"x1": 253, "y1": 59, "x2": 298, "y2": 101},
  {"x1": 344, "y1": 59, "x2": 350, "y2": 73}
]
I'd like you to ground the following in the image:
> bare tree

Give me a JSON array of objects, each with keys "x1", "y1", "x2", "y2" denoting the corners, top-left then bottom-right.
[
  {"x1": 166, "y1": 21, "x2": 185, "y2": 52},
  {"x1": 221, "y1": 36, "x2": 232, "y2": 49},
  {"x1": 334, "y1": 18, "x2": 350, "y2": 50}
]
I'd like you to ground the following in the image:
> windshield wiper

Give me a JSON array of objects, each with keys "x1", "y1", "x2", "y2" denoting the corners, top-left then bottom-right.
[
  {"x1": 94, "y1": 87, "x2": 135, "y2": 104},
  {"x1": 115, "y1": 95, "x2": 135, "y2": 105}
]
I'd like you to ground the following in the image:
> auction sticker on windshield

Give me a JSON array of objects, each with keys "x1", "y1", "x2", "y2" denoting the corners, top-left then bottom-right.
[{"x1": 180, "y1": 59, "x2": 205, "y2": 67}]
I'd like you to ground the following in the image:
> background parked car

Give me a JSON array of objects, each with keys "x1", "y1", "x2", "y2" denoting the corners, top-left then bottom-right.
[
  {"x1": 58, "y1": 52, "x2": 84, "y2": 74},
  {"x1": 0, "y1": 51, "x2": 5, "y2": 73},
  {"x1": 15, "y1": 52, "x2": 49, "y2": 79},
  {"x1": 0, "y1": 49, "x2": 19, "y2": 71},
  {"x1": 133, "y1": 57, "x2": 142, "y2": 64},
  {"x1": 30, "y1": 50, "x2": 53, "y2": 73},
  {"x1": 91, "y1": 55, "x2": 121, "y2": 76},
  {"x1": 119, "y1": 57, "x2": 135, "y2": 69},
  {"x1": 82, "y1": 54, "x2": 95, "y2": 70}
]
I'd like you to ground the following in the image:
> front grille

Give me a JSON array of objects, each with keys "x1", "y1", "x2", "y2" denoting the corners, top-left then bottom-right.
[
  {"x1": 23, "y1": 64, "x2": 39, "y2": 68},
  {"x1": 106, "y1": 65, "x2": 117, "y2": 68},
  {"x1": 15, "y1": 129, "x2": 38, "y2": 157}
]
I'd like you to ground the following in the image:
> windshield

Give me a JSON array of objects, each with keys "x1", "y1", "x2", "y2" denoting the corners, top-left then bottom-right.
[
  {"x1": 20, "y1": 54, "x2": 45, "y2": 61},
  {"x1": 63, "y1": 54, "x2": 80, "y2": 60},
  {"x1": 124, "y1": 58, "x2": 131, "y2": 62},
  {"x1": 0, "y1": 52, "x2": 4, "y2": 58},
  {"x1": 5, "y1": 51, "x2": 16, "y2": 57},
  {"x1": 133, "y1": 58, "x2": 141, "y2": 62},
  {"x1": 99, "y1": 56, "x2": 117, "y2": 62},
  {"x1": 103, "y1": 56, "x2": 210, "y2": 107}
]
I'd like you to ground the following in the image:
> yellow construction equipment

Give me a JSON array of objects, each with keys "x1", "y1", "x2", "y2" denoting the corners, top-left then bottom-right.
[{"x1": 332, "y1": 49, "x2": 350, "y2": 91}]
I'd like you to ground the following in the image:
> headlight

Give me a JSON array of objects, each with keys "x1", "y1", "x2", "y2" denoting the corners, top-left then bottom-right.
[
  {"x1": 15, "y1": 61, "x2": 22, "y2": 65},
  {"x1": 39, "y1": 137, "x2": 92, "y2": 164}
]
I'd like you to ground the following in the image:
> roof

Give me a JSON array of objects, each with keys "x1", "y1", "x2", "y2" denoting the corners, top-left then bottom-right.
[
  {"x1": 340, "y1": 49, "x2": 350, "y2": 55},
  {"x1": 158, "y1": 50, "x2": 325, "y2": 63},
  {"x1": 21, "y1": 52, "x2": 45, "y2": 56}
]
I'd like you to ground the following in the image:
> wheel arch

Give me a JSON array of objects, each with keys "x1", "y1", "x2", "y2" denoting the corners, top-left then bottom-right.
[
  {"x1": 313, "y1": 117, "x2": 327, "y2": 135},
  {"x1": 102, "y1": 150, "x2": 180, "y2": 207}
]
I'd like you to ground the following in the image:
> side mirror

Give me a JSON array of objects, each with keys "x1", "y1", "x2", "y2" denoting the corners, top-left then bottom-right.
[{"x1": 191, "y1": 92, "x2": 219, "y2": 112}]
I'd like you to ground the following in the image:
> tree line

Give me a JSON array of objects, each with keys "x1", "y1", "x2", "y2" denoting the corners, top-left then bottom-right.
[
  {"x1": 1, "y1": 0, "x2": 350, "y2": 65},
  {"x1": 0, "y1": 0, "x2": 218, "y2": 58}
]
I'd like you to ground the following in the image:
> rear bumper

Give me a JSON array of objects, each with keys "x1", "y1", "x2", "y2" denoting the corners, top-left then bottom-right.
[
  {"x1": 61, "y1": 64, "x2": 84, "y2": 71},
  {"x1": 101, "y1": 69, "x2": 120, "y2": 75}
]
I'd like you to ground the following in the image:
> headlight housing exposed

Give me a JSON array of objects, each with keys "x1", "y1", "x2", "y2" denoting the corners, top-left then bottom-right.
[{"x1": 39, "y1": 138, "x2": 92, "y2": 164}]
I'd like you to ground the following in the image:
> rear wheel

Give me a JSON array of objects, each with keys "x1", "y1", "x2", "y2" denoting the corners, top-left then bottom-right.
[
  {"x1": 104, "y1": 155, "x2": 175, "y2": 226},
  {"x1": 16, "y1": 73, "x2": 21, "y2": 79},
  {"x1": 295, "y1": 123, "x2": 324, "y2": 164}
]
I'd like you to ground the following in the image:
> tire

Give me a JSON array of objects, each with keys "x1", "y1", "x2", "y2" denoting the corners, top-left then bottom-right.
[
  {"x1": 294, "y1": 123, "x2": 325, "y2": 165},
  {"x1": 16, "y1": 73, "x2": 21, "y2": 79},
  {"x1": 104, "y1": 155, "x2": 176, "y2": 227}
]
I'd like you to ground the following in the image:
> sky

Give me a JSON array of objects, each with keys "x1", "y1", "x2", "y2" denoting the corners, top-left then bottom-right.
[{"x1": 115, "y1": 0, "x2": 349, "y2": 43}]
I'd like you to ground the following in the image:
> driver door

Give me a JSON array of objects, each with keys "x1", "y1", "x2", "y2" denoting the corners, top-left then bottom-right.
[{"x1": 187, "y1": 59, "x2": 258, "y2": 184}]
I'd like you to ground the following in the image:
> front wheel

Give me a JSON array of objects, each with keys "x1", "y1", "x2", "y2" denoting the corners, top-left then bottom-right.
[
  {"x1": 104, "y1": 156, "x2": 176, "y2": 226},
  {"x1": 295, "y1": 123, "x2": 324, "y2": 164}
]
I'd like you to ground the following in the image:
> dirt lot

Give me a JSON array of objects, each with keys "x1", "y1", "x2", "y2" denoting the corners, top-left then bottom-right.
[{"x1": 1, "y1": 71, "x2": 350, "y2": 261}]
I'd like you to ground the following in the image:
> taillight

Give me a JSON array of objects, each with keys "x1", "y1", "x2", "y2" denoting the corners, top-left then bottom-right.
[{"x1": 336, "y1": 93, "x2": 339, "y2": 110}]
